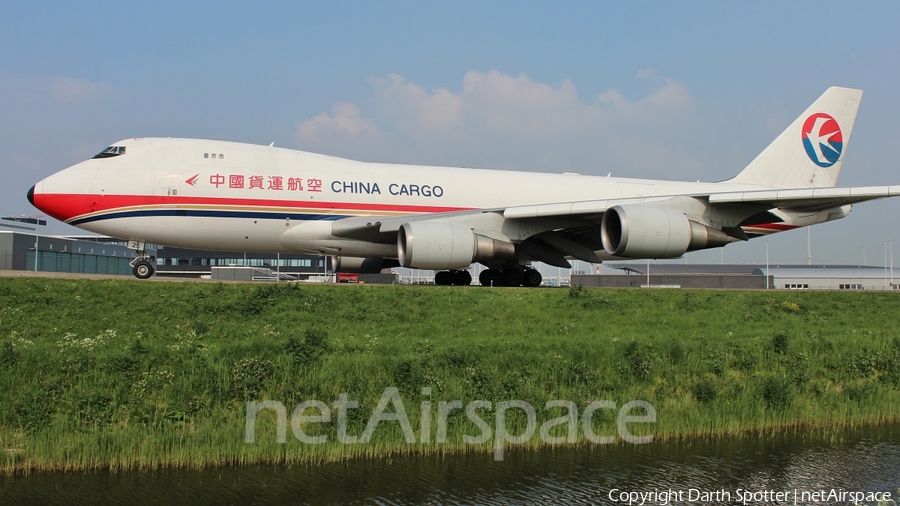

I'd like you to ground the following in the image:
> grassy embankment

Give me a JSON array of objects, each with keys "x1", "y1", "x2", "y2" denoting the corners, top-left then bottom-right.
[{"x1": 0, "y1": 278, "x2": 899, "y2": 472}]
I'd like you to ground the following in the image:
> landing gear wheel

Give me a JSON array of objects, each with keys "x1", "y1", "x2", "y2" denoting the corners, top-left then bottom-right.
[
  {"x1": 501, "y1": 268, "x2": 524, "y2": 287},
  {"x1": 479, "y1": 269, "x2": 502, "y2": 287},
  {"x1": 133, "y1": 260, "x2": 154, "y2": 279},
  {"x1": 452, "y1": 270, "x2": 472, "y2": 286},
  {"x1": 434, "y1": 271, "x2": 453, "y2": 286},
  {"x1": 523, "y1": 268, "x2": 542, "y2": 287}
]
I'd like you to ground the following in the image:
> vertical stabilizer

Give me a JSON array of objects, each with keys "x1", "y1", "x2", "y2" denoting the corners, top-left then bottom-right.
[{"x1": 730, "y1": 87, "x2": 862, "y2": 188}]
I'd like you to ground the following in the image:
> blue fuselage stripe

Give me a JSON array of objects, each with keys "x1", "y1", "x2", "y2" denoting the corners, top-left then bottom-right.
[{"x1": 69, "y1": 209, "x2": 351, "y2": 226}]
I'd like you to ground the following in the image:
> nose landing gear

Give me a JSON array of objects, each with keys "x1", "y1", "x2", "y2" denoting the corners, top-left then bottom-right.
[{"x1": 129, "y1": 251, "x2": 155, "y2": 279}]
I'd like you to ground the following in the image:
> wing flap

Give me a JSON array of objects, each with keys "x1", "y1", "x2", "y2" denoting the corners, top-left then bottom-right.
[
  {"x1": 504, "y1": 200, "x2": 613, "y2": 219},
  {"x1": 502, "y1": 197, "x2": 680, "y2": 219}
]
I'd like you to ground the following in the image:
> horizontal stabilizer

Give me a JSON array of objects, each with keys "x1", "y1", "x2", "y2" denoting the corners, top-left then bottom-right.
[{"x1": 708, "y1": 185, "x2": 900, "y2": 208}]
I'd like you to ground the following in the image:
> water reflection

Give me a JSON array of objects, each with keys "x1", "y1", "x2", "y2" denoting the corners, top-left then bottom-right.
[{"x1": 3, "y1": 425, "x2": 899, "y2": 505}]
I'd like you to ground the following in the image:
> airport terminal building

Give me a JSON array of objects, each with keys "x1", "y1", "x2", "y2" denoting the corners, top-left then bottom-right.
[
  {"x1": 752, "y1": 265, "x2": 900, "y2": 291},
  {"x1": 0, "y1": 216, "x2": 330, "y2": 280},
  {"x1": 1, "y1": 218, "x2": 138, "y2": 275},
  {"x1": 573, "y1": 263, "x2": 900, "y2": 291}
]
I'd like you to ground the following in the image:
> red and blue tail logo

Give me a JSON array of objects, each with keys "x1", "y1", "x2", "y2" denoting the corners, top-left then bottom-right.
[{"x1": 802, "y1": 113, "x2": 843, "y2": 168}]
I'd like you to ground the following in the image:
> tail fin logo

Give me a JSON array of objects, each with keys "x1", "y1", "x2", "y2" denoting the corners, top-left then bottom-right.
[{"x1": 802, "y1": 113, "x2": 843, "y2": 167}]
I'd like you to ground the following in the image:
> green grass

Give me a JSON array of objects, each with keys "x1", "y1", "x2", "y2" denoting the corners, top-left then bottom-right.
[{"x1": 0, "y1": 278, "x2": 899, "y2": 472}]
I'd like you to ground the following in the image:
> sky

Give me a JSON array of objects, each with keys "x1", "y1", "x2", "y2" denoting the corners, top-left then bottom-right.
[{"x1": 2, "y1": 1, "x2": 899, "y2": 267}]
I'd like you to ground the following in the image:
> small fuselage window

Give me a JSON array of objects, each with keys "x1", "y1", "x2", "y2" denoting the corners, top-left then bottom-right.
[{"x1": 92, "y1": 146, "x2": 126, "y2": 159}]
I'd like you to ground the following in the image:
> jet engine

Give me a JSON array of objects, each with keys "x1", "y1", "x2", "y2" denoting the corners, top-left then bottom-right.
[
  {"x1": 601, "y1": 205, "x2": 734, "y2": 259},
  {"x1": 397, "y1": 222, "x2": 515, "y2": 269}
]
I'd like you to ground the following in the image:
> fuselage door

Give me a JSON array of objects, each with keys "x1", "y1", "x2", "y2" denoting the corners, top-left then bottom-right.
[{"x1": 158, "y1": 175, "x2": 182, "y2": 196}]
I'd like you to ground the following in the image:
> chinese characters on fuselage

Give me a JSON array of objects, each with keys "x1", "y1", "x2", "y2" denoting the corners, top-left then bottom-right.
[
  {"x1": 206, "y1": 175, "x2": 443, "y2": 198},
  {"x1": 209, "y1": 174, "x2": 323, "y2": 192}
]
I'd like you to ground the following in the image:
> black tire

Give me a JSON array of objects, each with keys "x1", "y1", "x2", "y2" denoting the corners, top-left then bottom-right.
[
  {"x1": 501, "y1": 268, "x2": 523, "y2": 287},
  {"x1": 133, "y1": 260, "x2": 154, "y2": 279},
  {"x1": 479, "y1": 269, "x2": 499, "y2": 286},
  {"x1": 523, "y1": 269, "x2": 542, "y2": 287},
  {"x1": 434, "y1": 271, "x2": 452, "y2": 286},
  {"x1": 452, "y1": 270, "x2": 472, "y2": 286}
]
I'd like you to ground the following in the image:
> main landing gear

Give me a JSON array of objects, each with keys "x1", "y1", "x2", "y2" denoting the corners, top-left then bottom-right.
[
  {"x1": 434, "y1": 269, "x2": 472, "y2": 286},
  {"x1": 478, "y1": 266, "x2": 542, "y2": 287},
  {"x1": 129, "y1": 251, "x2": 155, "y2": 279},
  {"x1": 432, "y1": 266, "x2": 542, "y2": 287}
]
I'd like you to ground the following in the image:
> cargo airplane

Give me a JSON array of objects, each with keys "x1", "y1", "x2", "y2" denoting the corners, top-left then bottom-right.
[{"x1": 26, "y1": 87, "x2": 900, "y2": 285}]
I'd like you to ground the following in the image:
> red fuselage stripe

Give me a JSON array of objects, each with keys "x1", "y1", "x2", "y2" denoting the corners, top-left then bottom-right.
[{"x1": 36, "y1": 193, "x2": 473, "y2": 222}]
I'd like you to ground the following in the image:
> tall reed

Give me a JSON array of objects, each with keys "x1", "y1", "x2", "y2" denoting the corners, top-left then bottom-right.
[{"x1": 0, "y1": 279, "x2": 897, "y2": 472}]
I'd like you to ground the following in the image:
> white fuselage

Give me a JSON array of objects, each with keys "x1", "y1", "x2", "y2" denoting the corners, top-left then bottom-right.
[{"x1": 32, "y1": 137, "x2": 766, "y2": 255}]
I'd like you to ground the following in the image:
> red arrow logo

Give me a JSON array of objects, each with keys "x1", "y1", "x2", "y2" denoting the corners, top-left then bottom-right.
[{"x1": 185, "y1": 174, "x2": 199, "y2": 186}]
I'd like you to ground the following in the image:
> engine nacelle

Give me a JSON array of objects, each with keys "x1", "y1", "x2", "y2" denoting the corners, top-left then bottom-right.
[
  {"x1": 333, "y1": 256, "x2": 400, "y2": 274},
  {"x1": 601, "y1": 205, "x2": 734, "y2": 259},
  {"x1": 397, "y1": 222, "x2": 515, "y2": 269}
]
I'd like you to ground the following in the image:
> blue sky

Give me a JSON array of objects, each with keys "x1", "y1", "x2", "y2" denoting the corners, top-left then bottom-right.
[{"x1": 3, "y1": 1, "x2": 899, "y2": 266}]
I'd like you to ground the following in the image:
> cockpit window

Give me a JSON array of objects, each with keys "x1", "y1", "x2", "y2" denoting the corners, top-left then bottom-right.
[{"x1": 91, "y1": 146, "x2": 126, "y2": 159}]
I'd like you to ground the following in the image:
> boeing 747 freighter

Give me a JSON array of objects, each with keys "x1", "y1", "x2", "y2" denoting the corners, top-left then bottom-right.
[{"x1": 27, "y1": 87, "x2": 900, "y2": 285}]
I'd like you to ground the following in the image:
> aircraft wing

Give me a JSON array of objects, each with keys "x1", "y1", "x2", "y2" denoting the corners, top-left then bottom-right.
[
  {"x1": 329, "y1": 184, "x2": 900, "y2": 268},
  {"x1": 500, "y1": 185, "x2": 900, "y2": 219},
  {"x1": 331, "y1": 184, "x2": 900, "y2": 241}
]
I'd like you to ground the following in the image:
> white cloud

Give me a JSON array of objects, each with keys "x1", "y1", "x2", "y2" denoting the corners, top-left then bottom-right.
[
  {"x1": 362, "y1": 69, "x2": 691, "y2": 138},
  {"x1": 598, "y1": 79, "x2": 690, "y2": 121},
  {"x1": 459, "y1": 70, "x2": 590, "y2": 135},
  {"x1": 370, "y1": 74, "x2": 461, "y2": 131},
  {"x1": 49, "y1": 77, "x2": 115, "y2": 104},
  {"x1": 294, "y1": 102, "x2": 382, "y2": 143},
  {"x1": 298, "y1": 70, "x2": 692, "y2": 144},
  {"x1": 291, "y1": 70, "x2": 701, "y2": 176},
  {"x1": 636, "y1": 68, "x2": 660, "y2": 79},
  {"x1": 293, "y1": 101, "x2": 403, "y2": 163}
]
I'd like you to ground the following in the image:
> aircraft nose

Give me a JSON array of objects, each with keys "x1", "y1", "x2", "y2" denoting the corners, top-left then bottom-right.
[{"x1": 27, "y1": 185, "x2": 35, "y2": 206}]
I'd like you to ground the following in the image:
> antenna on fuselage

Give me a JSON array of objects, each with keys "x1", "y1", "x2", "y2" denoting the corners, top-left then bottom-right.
[{"x1": 268, "y1": 142, "x2": 275, "y2": 147}]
